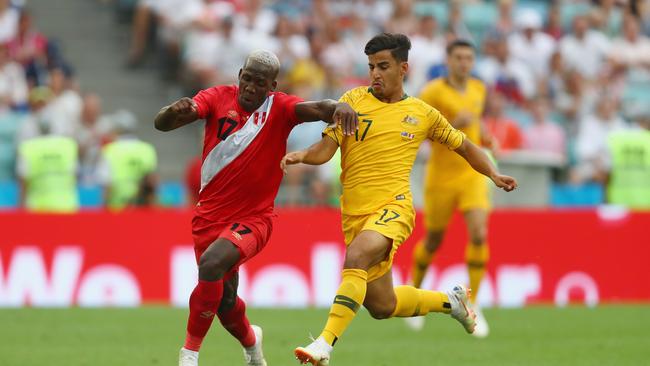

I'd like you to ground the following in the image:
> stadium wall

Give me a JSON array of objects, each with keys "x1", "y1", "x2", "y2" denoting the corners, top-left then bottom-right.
[{"x1": 1, "y1": 208, "x2": 648, "y2": 308}]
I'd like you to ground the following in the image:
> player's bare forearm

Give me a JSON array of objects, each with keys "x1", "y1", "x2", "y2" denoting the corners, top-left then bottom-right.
[
  {"x1": 455, "y1": 139, "x2": 518, "y2": 192},
  {"x1": 281, "y1": 136, "x2": 338, "y2": 173},
  {"x1": 154, "y1": 98, "x2": 198, "y2": 131},
  {"x1": 295, "y1": 100, "x2": 358, "y2": 135}
]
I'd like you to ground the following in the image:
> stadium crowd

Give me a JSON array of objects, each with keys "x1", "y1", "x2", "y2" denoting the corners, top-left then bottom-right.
[
  {"x1": 2, "y1": 0, "x2": 650, "y2": 211},
  {"x1": 0, "y1": 0, "x2": 157, "y2": 212}
]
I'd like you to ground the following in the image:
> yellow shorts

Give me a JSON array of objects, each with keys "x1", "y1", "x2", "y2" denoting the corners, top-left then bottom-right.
[
  {"x1": 424, "y1": 176, "x2": 491, "y2": 231},
  {"x1": 342, "y1": 200, "x2": 415, "y2": 282}
]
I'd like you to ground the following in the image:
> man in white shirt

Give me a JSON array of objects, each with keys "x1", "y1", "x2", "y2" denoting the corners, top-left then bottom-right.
[
  {"x1": 507, "y1": 8, "x2": 556, "y2": 80},
  {"x1": 559, "y1": 14, "x2": 610, "y2": 81}
]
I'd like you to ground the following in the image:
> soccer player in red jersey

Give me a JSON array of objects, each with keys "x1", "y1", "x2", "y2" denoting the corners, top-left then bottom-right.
[{"x1": 154, "y1": 50, "x2": 357, "y2": 366}]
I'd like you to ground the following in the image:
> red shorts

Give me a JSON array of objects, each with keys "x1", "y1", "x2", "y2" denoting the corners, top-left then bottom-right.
[{"x1": 191, "y1": 215, "x2": 273, "y2": 274}]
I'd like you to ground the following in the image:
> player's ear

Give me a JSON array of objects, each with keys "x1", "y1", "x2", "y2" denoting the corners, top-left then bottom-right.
[
  {"x1": 271, "y1": 80, "x2": 277, "y2": 91},
  {"x1": 238, "y1": 69, "x2": 243, "y2": 80},
  {"x1": 400, "y1": 62, "x2": 409, "y2": 78}
]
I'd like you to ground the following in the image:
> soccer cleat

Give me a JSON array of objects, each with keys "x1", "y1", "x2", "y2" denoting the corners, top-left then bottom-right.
[
  {"x1": 404, "y1": 315, "x2": 425, "y2": 331},
  {"x1": 447, "y1": 285, "x2": 477, "y2": 334},
  {"x1": 179, "y1": 347, "x2": 199, "y2": 366},
  {"x1": 243, "y1": 325, "x2": 268, "y2": 366},
  {"x1": 471, "y1": 304, "x2": 490, "y2": 338},
  {"x1": 294, "y1": 336, "x2": 332, "y2": 365}
]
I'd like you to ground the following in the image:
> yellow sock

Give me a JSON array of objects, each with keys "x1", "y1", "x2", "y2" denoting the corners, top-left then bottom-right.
[
  {"x1": 390, "y1": 285, "x2": 451, "y2": 317},
  {"x1": 320, "y1": 269, "x2": 368, "y2": 346},
  {"x1": 466, "y1": 243, "x2": 489, "y2": 304},
  {"x1": 411, "y1": 240, "x2": 434, "y2": 288}
]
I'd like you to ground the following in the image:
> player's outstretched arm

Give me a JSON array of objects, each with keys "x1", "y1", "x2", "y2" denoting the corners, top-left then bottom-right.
[
  {"x1": 280, "y1": 136, "x2": 338, "y2": 173},
  {"x1": 454, "y1": 139, "x2": 518, "y2": 192},
  {"x1": 295, "y1": 100, "x2": 358, "y2": 136},
  {"x1": 154, "y1": 97, "x2": 199, "y2": 131}
]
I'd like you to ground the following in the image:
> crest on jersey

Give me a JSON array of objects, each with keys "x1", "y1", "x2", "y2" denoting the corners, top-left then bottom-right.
[
  {"x1": 227, "y1": 110, "x2": 239, "y2": 120},
  {"x1": 402, "y1": 115, "x2": 419, "y2": 125}
]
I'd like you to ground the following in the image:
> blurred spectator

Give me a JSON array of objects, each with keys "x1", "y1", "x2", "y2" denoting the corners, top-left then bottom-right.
[
  {"x1": 384, "y1": 0, "x2": 417, "y2": 36},
  {"x1": 544, "y1": 3, "x2": 564, "y2": 40},
  {"x1": 0, "y1": 0, "x2": 18, "y2": 43},
  {"x1": 270, "y1": 15, "x2": 310, "y2": 73},
  {"x1": 286, "y1": 29, "x2": 327, "y2": 99},
  {"x1": 542, "y1": 50, "x2": 566, "y2": 100},
  {"x1": 606, "y1": 114, "x2": 650, "y2": 208},
  {"x1": 590, "y1": 0, "x2": 624, "y2": 38},
  {"x1": 351, "y1": 0, "x2": 391, "y2": 32},
  {"x1": 573, "y1": 94, "x2": 627, "y2": 183},
  {"x1": 43, "y1": 67, "x2": 82, "y2": 138},
  {"x1": 483, "y1": 92, "x2": 524, "y2": 152},
  {"x1": 234, "y1": 0, "x2": 277, "y2": 37},
  {"x1": 407, "y1": 15, "x2": 445, "y2": 94},
  {"x1": 524, "y1": 97, "x2": 567, "y2": 160},
  {"x1": 560, "y1": 14, "x2": 611, "y2": 82},
  {"x1": 0, "y1": 42, "x2": 27, "y2": 110},
  {"x1": 495, "y1": 0, "x2": 515, "y2": 35},
  {"x1": 320, "y1": 24, "x2": 354, "y2": 93},
  {"x1": 97, "y1": 110, "x2": 157, "y2": 210},
  {"x1": 508, "y1": 8, "x2": 557, "y2": 80},
  {"x1": 75, "y1": 93, "x2": 110, "y2": 185},
  {"x1": 16, "y1": 116, "x2": 79, "y2": 212},
  {"x1": 16, "y1": 86, "x2": 52, "y2": 142},
  {"x1": 0, "y1": 108, "x2": 23, "y2": 181},
  {"x1": 284, "y1": 121, "x2": 326, "y2": 206},
  {"x1": 7, "y1": 10, "x2": 48, "y2": 86},
  {"x1": 477, "y1": 32, "x2": 536, "y2": 104},
  {"x1": 446, "y1": 0, "x2": 473, "y2": 42},
  {"x1": 554, "y1": 70, "x2": 598, "y2": 128},
  {"x1": 608, "y1": 14, "x2": 650, "y2": 72},
  {"x1": 343, "y1": 13, "x2": 374, "y2": 81},
  {"x1": 185, "y1": 15, "x2": 250, "y2": 89}
]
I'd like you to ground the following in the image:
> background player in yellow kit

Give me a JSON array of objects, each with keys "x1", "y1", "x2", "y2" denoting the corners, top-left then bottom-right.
[
  {"x1": 408, "y1": 39, "x2": 494, "y2": 337},
  {"x1": 281, "y1": 33, "x2": 517, "y2": 365}
]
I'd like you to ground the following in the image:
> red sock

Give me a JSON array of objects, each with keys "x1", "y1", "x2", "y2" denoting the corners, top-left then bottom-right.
[
  {"x1": 218, "y1": 297, "x2": 256, "y2": 348},
  {"x1": 184, "y1": 280, "x2": 224, "y2": 351}
]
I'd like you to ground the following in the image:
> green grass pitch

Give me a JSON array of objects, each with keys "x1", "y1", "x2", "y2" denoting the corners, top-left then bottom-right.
[{"x1": 0, "y1": 306, "x2": 647, "y2": 366}]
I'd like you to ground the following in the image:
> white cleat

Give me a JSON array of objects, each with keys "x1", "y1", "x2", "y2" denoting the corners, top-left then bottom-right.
[
  {"x1": 447, "y1": 285, "x2": 477, "y2": 334},
  {"x1": 404, "y1": 315, "x2": 426, "y2": 331},
  {"x1": 471, "y1": 305, "x2": 490, "y2": 338},
  {"x1": 294, "y1": 336, "x2": 332, "y2": 365},
  {"x1": 179, "y1": 347, "x2": 199, "y2": 366},
  {"x1": 243, "y1": 325, "x2": 268, "y2": 366}
]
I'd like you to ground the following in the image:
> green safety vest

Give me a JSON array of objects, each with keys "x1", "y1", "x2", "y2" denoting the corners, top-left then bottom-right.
[
  {"x1": 102, "y1": 139, "x2": 157, "y2": 209},
  {"x1": 18, "y1": 136, "x2": 79, "y2": 212},
  {"x1": 607, "y1": 129, "x2": 650, "y2": 208}
]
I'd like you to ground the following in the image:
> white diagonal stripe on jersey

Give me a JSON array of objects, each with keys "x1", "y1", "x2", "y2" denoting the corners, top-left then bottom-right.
[{"x1": 200, "y1": 95, "x2": 274, "y2": 192}]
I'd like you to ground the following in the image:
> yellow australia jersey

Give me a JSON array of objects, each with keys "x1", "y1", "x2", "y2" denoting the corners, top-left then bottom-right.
[
  {"x1": 419, "y1": 77, "x2": 486, "y2": 185},
  {"x1": 324, "y1": 86, "x2": 466, "y2": 216}
]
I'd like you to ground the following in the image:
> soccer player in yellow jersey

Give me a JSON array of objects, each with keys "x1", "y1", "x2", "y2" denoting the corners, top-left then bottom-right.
[
  {"x1": 281, "y1": 33, "x2": 517, "y2": 365},
  {"x1": 408, "y1": 39, "x2": 493, "y2": 337}
]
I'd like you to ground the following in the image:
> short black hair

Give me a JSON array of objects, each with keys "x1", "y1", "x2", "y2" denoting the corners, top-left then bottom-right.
[
  {"x1": 446, "y1": 39, "x2": 475, "y2": 55},
  {"x1": 364, "y1": 33, "x2": 411, "y2": 62}
]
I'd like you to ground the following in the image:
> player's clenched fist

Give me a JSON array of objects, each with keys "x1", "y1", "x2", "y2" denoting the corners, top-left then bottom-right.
[
  {"x1": 170, "y1": 97, "x2": 198, "y2": 115},
  {"x1": 280, "y1": 151, "x2": 306, "y2": 174},
  {"x1": 490, "y1": 174, "x2": 518, "y2": 192},
  {"x1": 333, "y1": 102, "x2": 358, "y2": 136}
]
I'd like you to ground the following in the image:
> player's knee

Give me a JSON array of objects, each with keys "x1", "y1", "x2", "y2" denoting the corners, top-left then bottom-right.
[
  {"x1": 425, "y1": 231, "x2": 444, "y2": 252},
  {"x1": 469, "y1": 227, "x2": 487, "y2": 245},
  {"x1": 343, "y1": 248, "x2": 372, "y2": 270},
  {"x1": 198, "y1": 253, "x2": 230, "y2": 281},
  {"x1": 366, "y1": 303, "x2": 395, "y2": 320}
]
